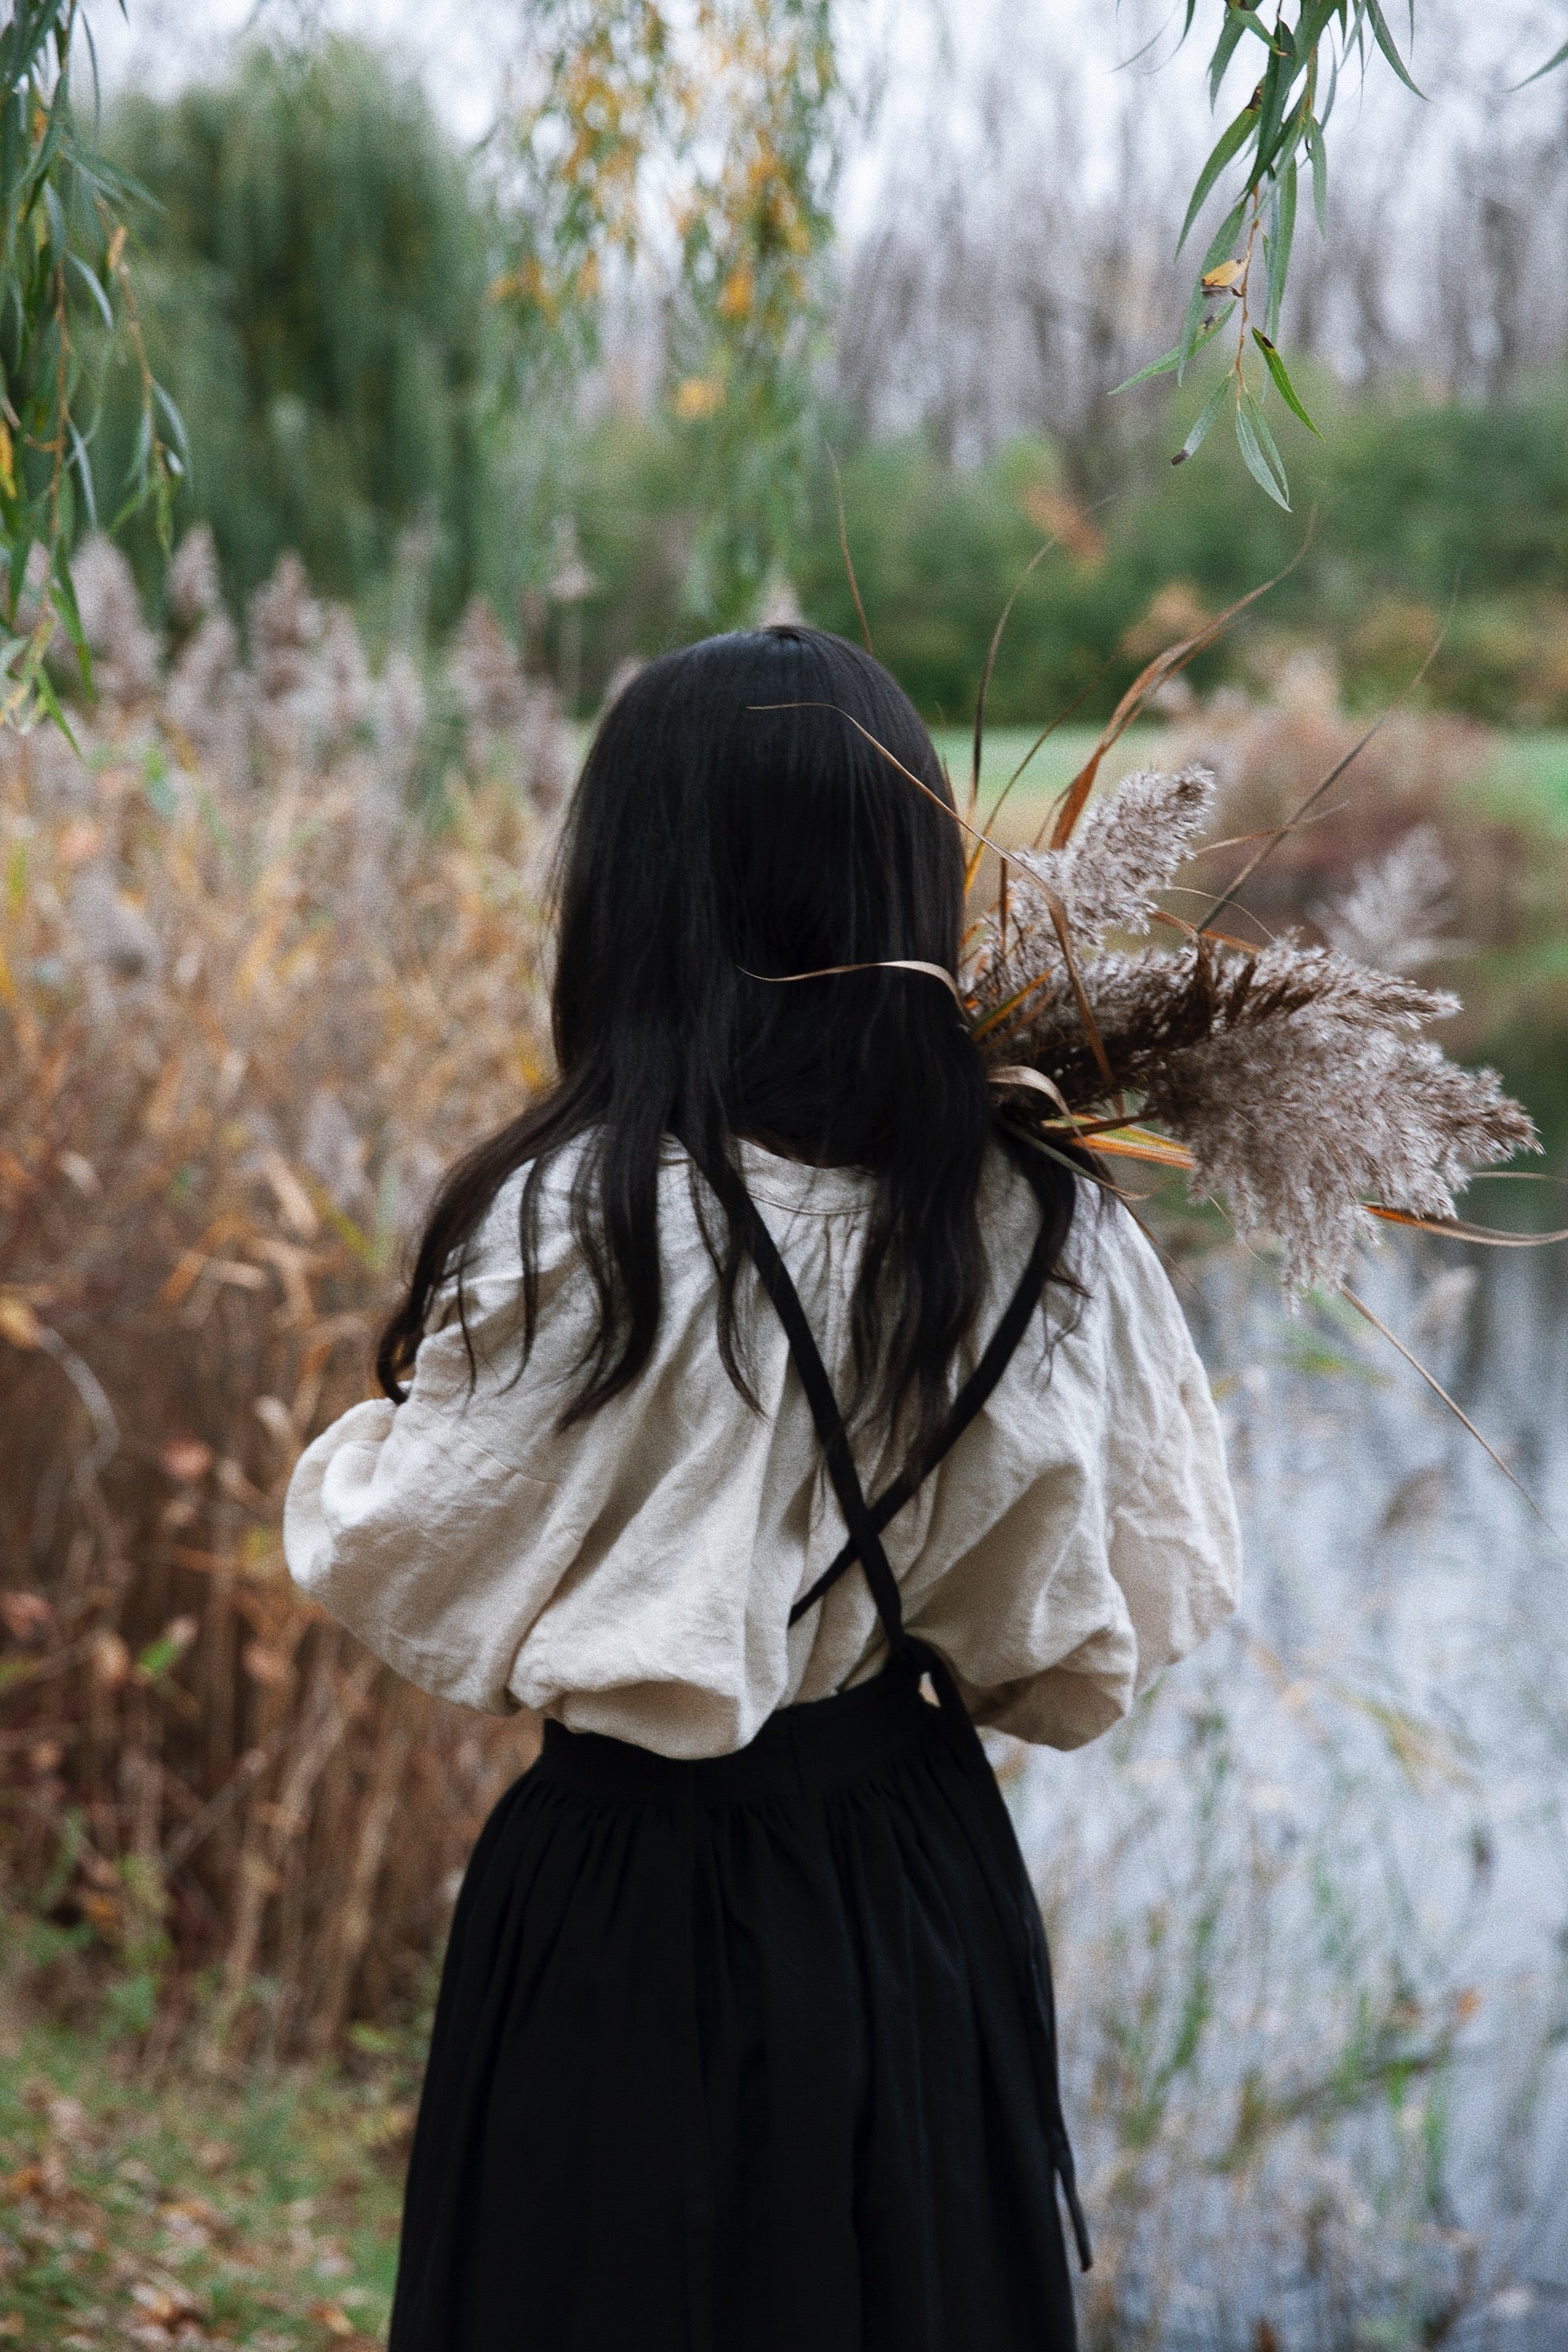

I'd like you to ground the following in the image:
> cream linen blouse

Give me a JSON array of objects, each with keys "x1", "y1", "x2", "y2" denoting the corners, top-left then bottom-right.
[{"x1": 283, "y1": 1136, "x2": 1241, "y2": 1759}]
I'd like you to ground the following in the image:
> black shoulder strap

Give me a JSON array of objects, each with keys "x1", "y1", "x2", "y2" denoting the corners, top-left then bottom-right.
[
  {"x1": 718, "y1": 1175, "x2": 913, "y2": 1659},
  {"x1": 714, "y1": 1157, "x2": 1059, "y2": 1642},
  {"x1": 719, "y1": 1159, "x2": 1092, "y2": 2276},
  {"x1": 786, "y1": 1173, "x2": 1060, "y2": 1628}
]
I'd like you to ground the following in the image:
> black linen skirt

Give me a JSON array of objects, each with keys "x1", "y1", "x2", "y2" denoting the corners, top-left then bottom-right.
[{"x1": 387, "y1": 1650, "x2": 1080, "y2": 2352}]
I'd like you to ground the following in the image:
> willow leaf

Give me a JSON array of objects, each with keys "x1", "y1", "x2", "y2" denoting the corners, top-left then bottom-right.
[
  {"x1": 1252, "y1": 41, "x2": 1289, "y2": 186},
  {"x1": 1247, "y1": 388, "x2": 1291, "y2": 481},
  {"x1": 1306, "y1": 113, "x2": 1328, "y2": 231},
  {"x1": 1264, "y1": 159, "x2": 1297, "y2": 339},
  {"x1": 68, "y1": 251, "x2": 112, "y2": 332},
  {"x1": 1509, "y1": 38, "x2": 1568, "y2": 90},
  {"x1": 1252, "y1": 328, "x2": 1320, "y2": 435},
  {"x1": 1359, "y1": 0, "x2": 1423, "y2": 95},
  {"x1": 1178, "y1": 103, "x2": 1258, "y2": 251},
  {"x1": 1294, "y1": 0, "x2": 1345, "y2": 66},
  {"x1": 1207, "y1": 5, "x2": 1253, "y2": 101},
  {"x1": 1172, "y1": 374, "x2": 1232, "y2": 467},
  {"x1": 1236, "y1": 393, "x2": 1291, "y2": 508},
  {"x1": 1113, "y1": 312, "x2": 1222, "y2": 394},
  {"x1": 1255, "y1": 78, "x2": 1313, "y2": 190}
]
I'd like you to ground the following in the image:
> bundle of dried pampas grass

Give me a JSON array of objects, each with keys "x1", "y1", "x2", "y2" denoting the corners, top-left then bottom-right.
[
  {"x1": 965, "y1": 760, "x2": 1537, "y2": 1294},
  {"x1": 814, "y1": 544, "x2": 1566, "y2": 1520}
]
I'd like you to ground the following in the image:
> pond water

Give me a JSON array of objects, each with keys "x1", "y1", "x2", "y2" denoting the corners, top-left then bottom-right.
[{"x1": 1011, "y1": 1232, "x2": 1568, "y2": 2349}]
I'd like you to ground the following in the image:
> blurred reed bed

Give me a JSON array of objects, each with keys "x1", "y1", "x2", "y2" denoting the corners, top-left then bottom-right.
[
  {"x1": 1012, "y1": 1234, "x2": 1568, "y2": 2343},
  {"x1": 0, "y1": 531, "x2": 564, "y2": 2065},
  {"x1": 1041, "y1": 1642, "x2": 1488, "y2": 2345}
]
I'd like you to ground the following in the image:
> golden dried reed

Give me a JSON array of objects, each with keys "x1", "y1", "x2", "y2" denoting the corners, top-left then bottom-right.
[{"x1": 1, "y1": 539, "x2": 562, "y2": 2060}]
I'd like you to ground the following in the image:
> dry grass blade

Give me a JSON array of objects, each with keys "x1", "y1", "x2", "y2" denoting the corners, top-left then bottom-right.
[
  {"x1": 1150, "y1": 903, "x2": 1272, "y2": 955},
  {"x1": 1006, "y1": 1123, "x2": 1153, "y2": 1203},
  {"x1": 985, "y1": 1065, "x2": 1075, "y2": 1114},
  {"x1": 750, "y1": 699, "x2": 1011, "y2": 862},
  {"x1": 740, "y1": 956, "x2": 964, "y2": 1004},
  {"x1": 1086, "y1": 1129, "x2": 1197, "y2": 1170},
  {"x1": 976, "y1": 656, "x2": 1121, "y2": 861},
  {"x1": 1039, "y1": 881, "x2": 1120, "y2": 1102},
  {"x1": 969, "y1": 537, "x2": 1058, "y2": 826},
  {"x1": 968, "y1": 963, "x2": 1062, "y2": 1044},
  {"x1": 1338, "y1": 1283, "x2": 1563, "y2": 1544},
  {"x1": 1040, "y1": 537, "x2": 1314, "y2": 853},
  {"x1": 1363, "y1": 1203, "x2": 1568, "y2": 1246},
  {"x1": 828, "y1": 446, "x2": 873, "y2": 657},
  {"x1": 1199, "y1": 615, "x2": 1450, "y2": 933}
]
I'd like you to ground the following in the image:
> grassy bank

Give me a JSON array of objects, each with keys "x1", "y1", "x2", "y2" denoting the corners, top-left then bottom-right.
[
  {"x1": 572, "y1": 714, "x2": 1568, "y2": 841},
  {"x1": 0, "y1": 2009, "x2": 413, "y2": 2348},
  {"x1": 937, "y1": 725, "x2": 1568, "y2": 838}
]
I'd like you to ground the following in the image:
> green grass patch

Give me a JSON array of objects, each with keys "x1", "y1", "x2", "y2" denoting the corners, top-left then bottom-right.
[
  {"x1": 1465, "y1": 730, "x2": 1568, "y2": 832},
  {"x1": 945, "y1": 725, "x2": 1568, "y2": 841},
  {"x1": 0, "y1": 2009, "x2": 416, "y2": 2348}
]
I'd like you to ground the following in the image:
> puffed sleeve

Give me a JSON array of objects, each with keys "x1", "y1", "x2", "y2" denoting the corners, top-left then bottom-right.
[
  {"x1": 283, "y1": 1172, "x2": 572, "y2": 1715},
  {"x1": 1102, "y1": 1336, "x2": 1241, "y2": 1703},
  {"x1": 904, "y1": 1196, "x2": 1242, "y2": 1750}
]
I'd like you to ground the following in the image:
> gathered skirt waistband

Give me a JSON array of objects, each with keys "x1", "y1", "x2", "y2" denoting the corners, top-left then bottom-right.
[{"x1": 535, "y1": 1648, "x2": 945, "y2": 1806}]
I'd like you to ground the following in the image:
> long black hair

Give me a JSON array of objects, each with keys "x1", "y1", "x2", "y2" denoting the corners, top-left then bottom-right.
[{"x1": 378, "y1": 624, "x2": 1083, "y2": 1461}]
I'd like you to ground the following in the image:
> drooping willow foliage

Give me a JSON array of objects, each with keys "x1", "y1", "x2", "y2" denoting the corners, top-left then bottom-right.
[
  {"x1": 492, "y1": 0, "x2": 841, "y2": 622},
  {"x1": 0, "y1": 0, "x2": 180, "y2": 724},
  {"x1": 100, "y1": 41, "x2": 495, "y2": 624},
  {"x1": 1123, "y1": 2, "x2": 1568, "y2": 508},
  {"x1": 488, "y1": 2, "x2": 1568, "y2": 532}
]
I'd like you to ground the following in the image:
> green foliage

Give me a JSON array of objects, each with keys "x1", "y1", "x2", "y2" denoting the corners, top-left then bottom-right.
[
  {"x1": 495, "y1": 0, "x2": 840, "y2": 627},
  {"x1": 0, "y1": 0, "x2": 178, "y2": 721},
  {"x1": 556, "y1": 411, "x2": 698, "y2": 672},
  {"x1": 97, "y1": 41, "x2": 495, "y2": 623},
  {"x1": 1146, "y1": 4, "x2": 1568, "y2": 507},
  {"x1": 44, "y1": 24, "x2": 1568, "y2": 737},
  {"x1": 3, "y1": 6, "x2": 840, "y2": 674},
  {"x1": 511, "y1": 374, "x2": 1568, "y2": 731},
  {"x1": 797, "y1": 437, "x2": 1142, "y2": 724},
  {"x1": 1326, "y1": 384, "x2": 1568, "y2": 593},
  {"x1": 806, "y1": 383, "x2": 1568, "y2": 728}
]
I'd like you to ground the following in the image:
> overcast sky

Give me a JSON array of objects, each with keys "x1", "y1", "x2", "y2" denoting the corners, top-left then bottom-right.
[
  {"x1": 86, "y1": 0, "x2": 517, "y2": 139},
  {"x1": 82, "y1": 0, "x2": 1568, "y2": 245}
]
